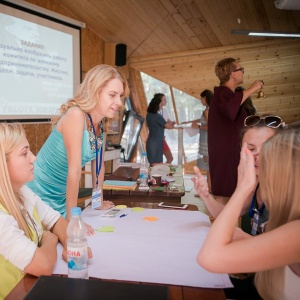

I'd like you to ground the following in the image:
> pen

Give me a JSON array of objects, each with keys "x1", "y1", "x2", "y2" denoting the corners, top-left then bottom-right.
[{"x1": 120, "y1": 214, "x2": 127, "y2": 218}]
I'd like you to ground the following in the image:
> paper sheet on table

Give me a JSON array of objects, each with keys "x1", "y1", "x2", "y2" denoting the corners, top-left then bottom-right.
[
  {"x1": 173, "y1": 123, "x2": 198, "y2": 137},
  {"x1": 54, "y1": 207, "x2": 232, "y2": 289},
  {"x1": 184, "y1": 127, "x2": 199, "y2": 137}
]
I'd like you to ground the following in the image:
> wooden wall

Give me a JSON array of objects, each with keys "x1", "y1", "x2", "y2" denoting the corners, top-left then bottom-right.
[
  {"x1": 18, "y1": 1, "x2": 300, "y2": 170},
  {"x1": 129, "y1": 39, "x2": 300, "y2": 125}
]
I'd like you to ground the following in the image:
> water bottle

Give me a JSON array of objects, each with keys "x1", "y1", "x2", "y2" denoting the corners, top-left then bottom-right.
[
  {"x1": 139, "y1": 152, "x2": 149, "y2": 188},
  {"x1": 67, "y1": 207, "x2": 89, "y2": 279}
]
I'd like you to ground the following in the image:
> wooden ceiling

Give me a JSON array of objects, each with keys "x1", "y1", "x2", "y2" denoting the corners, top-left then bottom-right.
[
  {"x1": 58, "y1": 0, "x2": 300, "y2": 58},
  {"x1": 26, "y1": 0, "x2": 300, "y2": 124}
]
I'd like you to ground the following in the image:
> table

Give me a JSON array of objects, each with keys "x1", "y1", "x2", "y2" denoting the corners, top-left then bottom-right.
[
  {"x1": 102, "y1": 165, "x2": 185, "y2": 205},
  {"x1": 84, "y1": 149, "x2": 121, "y2": 187},
  {"x1": 5, "y1": 203, "x2": 226, "y2": 300}
]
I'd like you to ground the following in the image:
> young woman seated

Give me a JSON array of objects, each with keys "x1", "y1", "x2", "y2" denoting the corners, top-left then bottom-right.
[
  {"x1": 0, "y1": 123, "x2": 92, "y2": 299},
  {"x1": 197, "y1": 128, "x2": 300, "y2": 300}
]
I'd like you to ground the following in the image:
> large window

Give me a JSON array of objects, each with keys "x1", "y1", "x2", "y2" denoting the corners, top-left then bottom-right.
[{"x1": 141, "y1": 72, "x2": 205, "y2": 165}]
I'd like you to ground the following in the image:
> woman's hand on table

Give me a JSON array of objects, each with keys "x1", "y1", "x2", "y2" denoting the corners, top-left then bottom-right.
[
  {"x1": 97, "y1": 200, "x2": 115, "y2": 210},
  {"x1": 85, "y1": 222, "x2": 95, "y2": 236}
]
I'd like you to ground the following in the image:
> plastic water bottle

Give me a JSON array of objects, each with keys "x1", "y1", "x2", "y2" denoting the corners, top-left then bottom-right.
[
  {"x1": 139, "y1": 152, "x2": 149, "y2": 189},
  {"x1": 67, "y1": 207, "x2": 89, "y2": 279}
]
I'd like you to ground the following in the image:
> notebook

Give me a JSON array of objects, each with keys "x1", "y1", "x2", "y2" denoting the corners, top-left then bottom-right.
[{"x1": 24, "y1": 276, "x2": 169, "y2": 300}]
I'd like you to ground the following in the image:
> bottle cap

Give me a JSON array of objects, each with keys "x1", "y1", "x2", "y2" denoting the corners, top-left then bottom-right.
[
  {"x1": 142, "y1": 152, "x2": 147, "y2": 156},
  {"x1": 71, "y1": 207, "x2": 81, "y2": 216}
]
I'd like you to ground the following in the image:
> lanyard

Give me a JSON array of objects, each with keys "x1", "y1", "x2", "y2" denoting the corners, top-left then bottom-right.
[
  {"x1": 249, "y1": 184, "x2": 265, "y2": 217},
  {"x1": 87, "y1": 113, "x2": 103, "y2": 187}
]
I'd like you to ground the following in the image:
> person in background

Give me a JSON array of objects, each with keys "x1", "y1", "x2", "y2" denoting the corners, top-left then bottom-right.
[
  {"x1": 197, "y1": 128, "x2": 300, "y2": 300},
  {"x1": 157, "y1": 93, "x2": 173, "y2": 164},
  {"x1": 27, "y1": 65, "x2": 130, "y2": 233},
  {"x1": 182, "y1": 89, "x2": 213, "y2": 193},
  {"x1": 236, "y1": 86, "x2": 257, "y2": 116},
  {"x1": 208, "y1": 57, "x2": 263, "y2": 204},
  {"x1": 146, "y1": 94, "x2": 175, "y2": 165},
  {"x1": 0, "y1": 123, "x2": 70, "y2": 299}
]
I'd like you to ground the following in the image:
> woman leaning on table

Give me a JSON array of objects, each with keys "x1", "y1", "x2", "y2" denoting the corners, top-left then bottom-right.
[
  {"x1": 198, "y1": 128, "x2": 300, "y2": 300},
  {"x1": 0, "y1": 123, "x2": 71, "y2": 299},
  {"x1": 27, "y1": 65, "x2": 130, "y2": 234}
]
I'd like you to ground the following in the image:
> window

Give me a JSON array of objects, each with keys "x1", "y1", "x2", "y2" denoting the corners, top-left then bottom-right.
[{"x1": 141, "y1": 72, "x2": 205, "y2": 165}]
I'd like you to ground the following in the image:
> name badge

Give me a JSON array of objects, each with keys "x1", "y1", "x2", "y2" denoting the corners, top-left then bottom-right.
[
  {"x1": 91, "y1": 187, "x2": 102, "y2": 209},
  {"x1": 251, "y1": 211, "x2": 259, "y2": 236}
]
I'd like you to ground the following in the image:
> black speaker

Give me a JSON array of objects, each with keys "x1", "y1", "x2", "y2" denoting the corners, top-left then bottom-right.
[{"x1": 115, "y1": 44, "x2": 127, "y2": 67}]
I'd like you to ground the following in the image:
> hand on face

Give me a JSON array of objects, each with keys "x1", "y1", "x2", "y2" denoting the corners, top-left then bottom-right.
[
  {"x1": 242, "y1": 127, "x2": 276, "y2": 177},
  {"x1": 237, "y1": 142, "x2": 257, "y2": 193}
]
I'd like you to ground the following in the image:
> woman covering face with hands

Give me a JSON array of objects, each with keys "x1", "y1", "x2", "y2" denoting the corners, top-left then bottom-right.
[
  {"x1": 193, "y1": 114, "x2": 285, "y2": 237},
  {"x1": 197, "y1": 128, "x2": 300, "y2": 300}
]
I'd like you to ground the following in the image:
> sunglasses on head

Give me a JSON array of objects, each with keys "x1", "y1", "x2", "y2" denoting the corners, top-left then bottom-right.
[{"x1": 244, "y1": 115, "x2": 285, "y2": 129}]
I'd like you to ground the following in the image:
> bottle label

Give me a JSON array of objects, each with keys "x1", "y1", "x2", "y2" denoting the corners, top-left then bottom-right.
[
  {"x1": 140, "y1": 173, "x2": 148, "y2": 179},
  {"x1": 67, "y1": 245, "x2": 88, "y2": 278}
]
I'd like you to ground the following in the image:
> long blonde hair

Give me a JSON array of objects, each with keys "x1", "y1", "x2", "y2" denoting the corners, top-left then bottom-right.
[
  {"x1": 0, "y1": 123, "x2": 33, "y2": 239},
  {"x1": 52, "y1": 64, "x2": 130, "y2": 125},
  {"x1": 255, "y1": 128, "x2": 300, "y2": 299}
]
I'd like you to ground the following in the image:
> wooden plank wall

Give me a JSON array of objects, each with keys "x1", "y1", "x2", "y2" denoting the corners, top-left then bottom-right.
[{"x1": 129, "y1": 39, "x2": 300, "y2": 125}]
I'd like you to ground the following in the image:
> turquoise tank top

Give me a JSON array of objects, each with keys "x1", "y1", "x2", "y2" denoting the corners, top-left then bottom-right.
[{"x1": 27, "y1": 119, "x2": 96, "y2": 217}]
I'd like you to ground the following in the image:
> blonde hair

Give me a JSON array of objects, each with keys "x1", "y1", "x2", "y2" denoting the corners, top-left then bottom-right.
[
  {"x1": 215, "y1": 57, "x2": 238, "y2": 85},
  {"x1": 52, "y1": 64, "x2": 130, "y2": 125},
  {"x1": 0, "y1": 123, "x2": 33, "y2": 238},
  {"x1": 255, "y1": 128, "x2": 300, "y2": 299}
]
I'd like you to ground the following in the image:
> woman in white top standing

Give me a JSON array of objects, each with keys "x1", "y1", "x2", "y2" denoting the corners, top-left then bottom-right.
[{"x1": 197, "y1": 128, "x2": 300, "y2": 300}]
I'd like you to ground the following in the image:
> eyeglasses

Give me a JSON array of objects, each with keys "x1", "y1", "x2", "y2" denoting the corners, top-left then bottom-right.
[
  {"x1": 233, "y1": 67, "x2": 244, "y2": 73},
  {"x1": 244, "y1": 115, "x2": 285, "y2": 129},
  {"x1": 232, "y1": 67, "x2": 244, "y2": 74}
]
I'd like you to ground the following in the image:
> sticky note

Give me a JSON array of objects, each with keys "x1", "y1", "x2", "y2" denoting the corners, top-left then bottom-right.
[
  {"x1": 143, "y1": 216, "x2": 158, "y2": 222},
  {"x1": 96, "y1": 226, "x2": 114, "y2": 232},
  {"x1": 131, "y1": 207, "x2": 145, "y2": 212},
  {"x1": 115, "y1": 205, "x2": 127, "y2": 209}
]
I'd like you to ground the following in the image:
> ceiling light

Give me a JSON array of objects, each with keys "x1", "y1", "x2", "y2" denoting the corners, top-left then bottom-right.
[{"x1": 231, "y1": 30, "x2": 300, "y2": 38}]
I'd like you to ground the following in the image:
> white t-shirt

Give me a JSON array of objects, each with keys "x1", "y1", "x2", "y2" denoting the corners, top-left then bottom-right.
[
  {"x1": 282, "y1": 265, "x2": 300, "y2": 300},
  {"x1": 0, "y1": 185, "x2": 61, "y2": 271}
]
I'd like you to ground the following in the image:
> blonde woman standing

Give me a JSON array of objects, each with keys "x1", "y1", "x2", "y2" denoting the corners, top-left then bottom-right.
[{"x1": 27, "y1": 65, "x2": 130, "y2": 233}]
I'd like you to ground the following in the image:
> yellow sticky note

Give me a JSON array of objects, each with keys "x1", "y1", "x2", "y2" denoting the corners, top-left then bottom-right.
[
  {"x1": 115, "y1": 205, "x2": 127, "y2": 209},
  {"x1": 131, "y1": 207, "x2": 145, "y2": 212},
  {"x1": 96, "y1": 226, "x2": 114, "y2": 232}
]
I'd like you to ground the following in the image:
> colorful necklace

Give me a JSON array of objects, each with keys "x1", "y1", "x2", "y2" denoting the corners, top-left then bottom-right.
[{"x1": 88, "y1": 116, "x2": 104, "y2": 151}]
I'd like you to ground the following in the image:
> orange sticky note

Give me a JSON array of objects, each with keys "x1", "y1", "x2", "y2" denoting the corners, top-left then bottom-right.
[{"x1": 143, "y1": 216, "x2": 159, "y2": 222}]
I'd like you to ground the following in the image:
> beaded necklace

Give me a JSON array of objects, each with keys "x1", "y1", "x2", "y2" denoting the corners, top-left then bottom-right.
[{"x1": 88, "y1": 118, "x2": 104, "y2": 151}]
